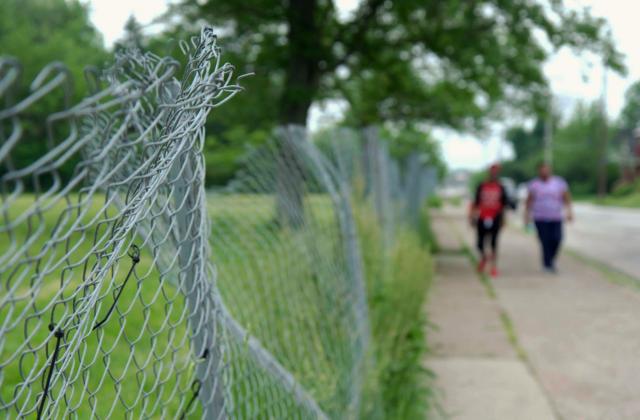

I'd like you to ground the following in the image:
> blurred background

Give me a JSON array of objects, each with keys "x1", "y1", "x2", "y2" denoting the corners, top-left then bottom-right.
[{"x1": 6, "y1": 0, "x2": 640, "y2": 201}]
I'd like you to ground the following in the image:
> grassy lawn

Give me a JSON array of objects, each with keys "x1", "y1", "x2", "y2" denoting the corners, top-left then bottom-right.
[
  {"x1": 591, "y1": 193, "x2": 640, "y2": 208},
  {"x1": 1, "y1": 192, "x2": 435, "y2": 418}
]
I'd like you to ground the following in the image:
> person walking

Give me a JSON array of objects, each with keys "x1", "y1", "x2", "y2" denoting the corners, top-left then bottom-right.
[
  {"x1": 469, "y1": 164, "x2": 510, "y2": 277},
  {"x1": 524, "y1": 162, "x2": 574, "y2": 273}
]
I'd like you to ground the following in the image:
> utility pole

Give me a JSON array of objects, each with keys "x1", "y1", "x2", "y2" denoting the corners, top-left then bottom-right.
[
  {"x1": 497, "y1": 128, "x2": 504, "y2": 163},
  {"x1": 544, "y1": 95, "x2": 553, "y2": 166},
  {"x1": 597, "y1": 60, "x2": 609, "y2": 197}
]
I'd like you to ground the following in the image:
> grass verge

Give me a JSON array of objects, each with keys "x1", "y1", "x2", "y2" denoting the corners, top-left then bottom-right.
[
  {"x1": 565, "y1": 249, "x2": 640, "y2": 291},
  {"x1": 355, "y1": 202, "x2": 436, "y2": 419}
]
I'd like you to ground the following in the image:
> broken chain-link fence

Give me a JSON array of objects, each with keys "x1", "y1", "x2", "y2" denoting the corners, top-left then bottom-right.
[{"x1": 1, "y1": 26, "x2": 435, "y2": 419}]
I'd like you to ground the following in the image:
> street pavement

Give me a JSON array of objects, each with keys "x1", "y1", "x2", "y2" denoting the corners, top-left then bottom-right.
[
  {"x1": 427, "y1": 207, "x2": 640, "y2": 420},
  {"x1": 427, "y1": 211, "x2": 555, "y2": 420},
  {"x1": 566, "y1": 203, "x2": 640, "y2": 279}
]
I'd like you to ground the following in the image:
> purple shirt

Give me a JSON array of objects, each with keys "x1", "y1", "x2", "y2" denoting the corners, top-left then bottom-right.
[{"x1": 528, "y1": 176, "x2": 568, "y2": 221}]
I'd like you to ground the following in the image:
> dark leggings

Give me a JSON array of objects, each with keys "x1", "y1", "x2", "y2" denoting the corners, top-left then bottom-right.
[
  {"x1": 534, "y1": 221, "x2": 563, "y2": 269},
  {"x1": 476, "y1": 215, "x2": 502, "y2": 256}
]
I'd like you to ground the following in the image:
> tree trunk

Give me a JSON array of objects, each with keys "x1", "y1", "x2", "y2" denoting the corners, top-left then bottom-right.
[
  {"x1": 279, "y1": 0, "x2": 321, "y2": 125},
  {"x1": 275, "y1": 0, "x2": 321, "y2": 228}
]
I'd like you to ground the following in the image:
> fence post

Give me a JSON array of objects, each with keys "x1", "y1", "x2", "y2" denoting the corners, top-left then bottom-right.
[
  {"x1": 362, "y1": 126, "x2": 393, "y2": 249},
  {"x1": 171, "y1": 151, "x2": 227, "y2": 419}
]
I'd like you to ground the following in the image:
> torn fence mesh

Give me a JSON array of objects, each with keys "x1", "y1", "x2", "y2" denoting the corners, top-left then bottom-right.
[
  {"x1": 0, "y1": 27, "x2": 373, "y2": 419},
  {"x1": 0, "y1": 27, "x2": 240, "y2": 419}
]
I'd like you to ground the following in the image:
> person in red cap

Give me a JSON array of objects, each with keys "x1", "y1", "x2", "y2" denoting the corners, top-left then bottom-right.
[{"x1": 469, "y1": 163, "x2": 510, "y2": 277}]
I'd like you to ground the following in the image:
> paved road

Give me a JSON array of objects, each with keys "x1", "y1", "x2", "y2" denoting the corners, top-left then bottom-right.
[{"x1": 566, "y1": 203, "x2": 640, "y2": 279}]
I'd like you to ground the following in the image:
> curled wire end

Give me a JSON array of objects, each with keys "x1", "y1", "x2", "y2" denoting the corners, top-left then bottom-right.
[
  {"x1": 179, "y1": 39, "x2": 191, "y2": 56},
  {"x1": 237, "y1": 72, "x2": 255, "y2": 81}
]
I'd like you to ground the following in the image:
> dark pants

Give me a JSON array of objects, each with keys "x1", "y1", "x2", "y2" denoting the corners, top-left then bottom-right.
[
  {"x1": 476, "y1": 214, "x2": 502, "y2": 256},
  {"x1": 534, "y1": 221, "x2": 563, "y2": 269}
]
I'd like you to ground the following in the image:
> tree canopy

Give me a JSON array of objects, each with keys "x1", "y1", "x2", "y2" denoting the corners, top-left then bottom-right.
[
  {"x1": 170, "y1": 0, "x2": 624, "y2": 130},
  {"x1": 618, "y1": 81, "x2": 640, "y2": 136},
  {"x1": 500, "y1": 102, "x2": 617, "y2": 195},
  {"x1": 0, "y1": 0, "x2": 107, "y2": 90}
]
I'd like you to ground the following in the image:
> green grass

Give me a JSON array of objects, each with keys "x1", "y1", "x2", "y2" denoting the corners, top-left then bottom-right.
[
  {"x1": 576, "y1": 178, "x2": 640, "y2": 207},
  {"x1": 592, "y1": 193, "x2": 640, "y2": 208},
  {"x1": 444, "y1": 196, "x2": 463, "y2": 207},
  {"x1": 426, "y1": 195, "x2": 443, "y2": 209},
  {"x1": 209, "y1": 193, "x2": 358, "y2": 418},
  {"x1": 1, "y1": 195, "x2": 193, "y2": 419},
  {"x1": 565, "y1": 249, "x2": 640, "y2": 291},
  {"x1": 354, "y1": 202, "x2": 436, "y2": 419},
  {"x1": 1, "y1": 193, "x2": 436, "y2": 418}
]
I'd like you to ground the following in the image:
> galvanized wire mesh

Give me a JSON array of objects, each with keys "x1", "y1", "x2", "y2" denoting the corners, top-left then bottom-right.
[
  {"x1": 0, "y1": 27, "x2": 241, "y2": 419},
  {"x1": 210, "y1": 126, "x2": 369, "y2": 419},
  {"x1": 1, "y1": 26, "x2": 435, "y2": 419},
  {"x1": 322, "y1": 126, "x2": 437, "y2": 247}
]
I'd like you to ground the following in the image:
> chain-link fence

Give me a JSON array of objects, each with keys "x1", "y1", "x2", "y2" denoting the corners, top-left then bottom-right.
[
  {"x1": 1, "y1": 27, "x2": 436, "y2": 419},
  {"x1": 321, "y1": 126, "x2": 437, "y2": 248},
  {"x1": 0, "y1": 27, "x2": 243, "y2": 419}
]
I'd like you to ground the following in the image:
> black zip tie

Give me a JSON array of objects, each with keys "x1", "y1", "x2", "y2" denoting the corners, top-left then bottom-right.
[
  {"x1": 37, "y1": 324, "x2": 64, "y2": 420},
  {"x1": 200, "y1": 348, "x2": 209, "y2": 360},
  {"x1": 179, "y1": 380, "x2": 201, "y2": 420},
  {"x1": 93, "y1": 244, "x2": 140, "y2": 331}
]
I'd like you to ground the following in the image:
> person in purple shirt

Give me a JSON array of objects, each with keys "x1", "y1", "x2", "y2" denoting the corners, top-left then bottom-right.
[{"x1": 524, "y1": 162, "x2": 574, "y2": 273}]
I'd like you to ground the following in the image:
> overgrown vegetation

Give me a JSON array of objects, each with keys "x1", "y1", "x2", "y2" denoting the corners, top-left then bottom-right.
[{"x1": 354, "y1": 202, "x2": 436, "y2": 419}]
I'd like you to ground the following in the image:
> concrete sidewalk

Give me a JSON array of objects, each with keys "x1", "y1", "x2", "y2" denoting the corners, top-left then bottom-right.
[
  {"x1": 427, "y1": 211, "x2": 555, "y2": 420},
  {"x1": 427, "y1": 207, "x2": 640, "y2": 419}
]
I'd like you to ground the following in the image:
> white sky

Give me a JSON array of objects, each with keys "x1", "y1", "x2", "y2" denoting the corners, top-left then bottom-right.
[{"x1": 87, "y1": 0, "x2": 640, "y2": 169}]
